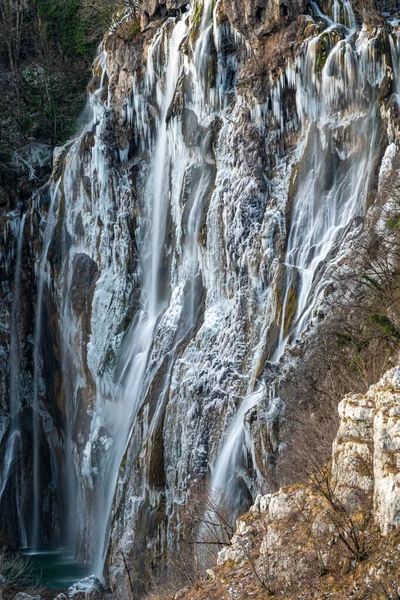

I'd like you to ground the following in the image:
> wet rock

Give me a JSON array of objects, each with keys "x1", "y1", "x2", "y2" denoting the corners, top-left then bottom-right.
[
  {"x1": 61, "y1": 575, "x2": 106, "y2": 599},
  {"x1": 223, "y1": 0, "x2": 305, "y2": 37},
  {"x1": 0, "y1": 187, "x2": 9, "y2": 207},
  {"x1": 140, "y1": 0, "x2": 189, "y2": 19},
  {"x1": 181, "y1": 108, "x2": 200, "y2": 147},
  {"x1": 70, "y1": 254, "x2": 99, "y2": 317}
]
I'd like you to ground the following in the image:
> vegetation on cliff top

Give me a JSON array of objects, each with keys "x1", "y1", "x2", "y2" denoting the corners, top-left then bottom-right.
[
  {"x1": 0, "y1": 0, "x2": 122, "y2": 158},
  {"x1": 0, "y1": 0, "x2": 124, "y2": 206}
]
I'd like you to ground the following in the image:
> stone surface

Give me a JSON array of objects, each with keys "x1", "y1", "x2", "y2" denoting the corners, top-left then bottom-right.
[
  {"x1": 332, "y1": 393, "x2": 375, "y2": 509},
  {"x1": 217, "y1": 521, "x2": 254, "y2": 565},
  {"x1": 0, "y1": 1, "x2": 400, "y2": 598},
  {"x1": 373, "y1": 368, "x2": 400, "y2": 534},
  {"x1": 222, "y1": 0, "x2": 306, "y2": 38},
  {"x1": 64, "y1": 576, "x2": 106, "y2": 599},
  {"x1": 216, "y1": 366, "x2": 400, "y2": 590}
]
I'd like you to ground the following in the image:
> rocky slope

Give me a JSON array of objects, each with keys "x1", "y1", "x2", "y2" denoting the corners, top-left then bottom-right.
[{"x1": 153, "y1": 367, "x2": 400, "y2": 600}]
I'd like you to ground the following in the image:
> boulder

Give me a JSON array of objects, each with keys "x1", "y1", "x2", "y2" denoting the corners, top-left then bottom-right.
[{"x1": 59, "y1": 575, "x2": 106, "y2": 599}]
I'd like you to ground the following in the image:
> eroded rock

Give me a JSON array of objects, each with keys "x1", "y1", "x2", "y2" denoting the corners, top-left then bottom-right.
[{"x1": 61, "y1": 575, "x2": 106, "y2": 599}]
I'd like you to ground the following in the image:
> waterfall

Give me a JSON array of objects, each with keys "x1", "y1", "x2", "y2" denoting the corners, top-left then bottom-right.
[
  {"x1": 277, "y1": 5, "x2": 383, "y2": 353},
  {"x1": 210, "y1": 389, "x2": 264, "y2": 509},
  {"x1": 3, "y1": 0, "x2": 396, "y2": 586},
  {"x1": 91, "y1": 18, "x2": 190, "y2": 574},
  {"x1": 9, "y1": 212, "x2": 26, "y2": 421},
  {"x1": 390, "y1": 30, "x2": 400, "y2": 99},
  {"x1": 209, "y1": 0, "x2": 386, "y2": 515},
  {"x1": 0, "y1": 211, "x2": 28, "y2": 550},
  {"x1": 9, "y1": 212, "x2": 28, "y2": 548},
  {"x1": 32, "y1": 181, "x2": 61, "y2": 549},
  {"x1": 90, "y1": 0, "x2": 236, "y2": 572}
]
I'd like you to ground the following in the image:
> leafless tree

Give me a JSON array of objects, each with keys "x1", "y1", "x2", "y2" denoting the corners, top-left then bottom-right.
[{"x1": 0, "y1": 549, "x2": 39, "y2": 599}]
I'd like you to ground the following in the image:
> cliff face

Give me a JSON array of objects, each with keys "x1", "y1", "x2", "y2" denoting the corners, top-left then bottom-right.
[{"x1": 0, "y1": 0, "x2": 400, "y2": 597}]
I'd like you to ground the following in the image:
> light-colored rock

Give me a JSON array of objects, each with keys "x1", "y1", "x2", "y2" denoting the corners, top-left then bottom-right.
[
  {"x1": 64, "y1": 576, "x2": 106, "y2": 599},
  {"x1": 327, "y1": 367, "x2": 400, "y2": 535},
  {"x1": 268, "y1": 489, "x2": 304, "y2": 522},
  {"x1": 373, "y1": 368, "x2": 400, "y2": 534},
  {"x1": 206, "y1": 568, "x2": 216, "y2": 580},
  {"x1": 260, "y1": 494, "x2": 272, "y2": 512},
  {"x1": 250, "y1": 493, "x2": 272, "y2": 513},
  {"x1": 14, "y1": 594, "x2": 41, "y2": 600},
  {"x1": 174, "y1": 587, "x2": 190, "y2": 599},
  {"x1": 331, "y1": 393, "x2": 375, "y2": 509},
  {"x1": 217, "y1": 523, "x2": 254, "y2": 565}
]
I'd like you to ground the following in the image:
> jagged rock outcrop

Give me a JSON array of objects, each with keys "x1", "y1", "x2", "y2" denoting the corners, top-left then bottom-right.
[
  {"x1": 164, "y1": 368, "x2": 400, "y2": 599},
  {"x1": 331, "y1": 367, "x2": 400, "y2": 534},
  {"x1": 54, "y1": 576, "x2": 106, "y2": 600},
  {"x1": 332, "y1": 392, "x2": 375, "y2": 509},
  {"x1": 222, "y1": 0, "x2": 305, "y2": 37},
  {"x1": 373, "y1": 369, "x2": 400, "y2": 534}
]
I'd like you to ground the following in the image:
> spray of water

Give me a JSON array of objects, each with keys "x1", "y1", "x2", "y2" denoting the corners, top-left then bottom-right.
[{"x1": 32, "y1": 181, "x2": 61, "y2": 549}]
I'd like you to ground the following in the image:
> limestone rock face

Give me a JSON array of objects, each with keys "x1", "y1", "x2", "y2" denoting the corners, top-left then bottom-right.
[
  {"x1": 217, "y1": 519, "x2": 254, "y2": 565},
  {"x1": 70, "y1": 254, "x2": 99, "y2": 318},
  {"x1": 373, "y1": 368, "x2": 400, "y2": 534},
  {"x1": 332, "y1": 393, "x2": 375, "y2": 510},
  {"x1": 140, "y1": 0, "x2": 189, "y2": 17},
  {"x1": 2, "y1": 0, "x2": 400, "y2": 594},
  {"x1": 330, "y1": 367, "x2": 400, "y2": 534}
]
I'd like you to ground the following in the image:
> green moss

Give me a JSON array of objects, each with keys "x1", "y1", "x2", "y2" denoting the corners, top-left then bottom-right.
[
  {"x1": 283, "y1": 286, "x2": 298, "y2": 337},
  {"x1": 129, "y1": 19, "x2": 141, "y2": 38},
  {"x1": 369, "y1": 314, "x2": 400, "y2": 343},
  {"x1": 314, "y1": 38, "x2": 328, "y2": 73},
  {"x1": 190, "y1": 0, "x2": 204, "y2": 43},
  {"x1": 192, "y1": 0, "x2": 204, "y2": 28},
  {"x1": 386, "y1": 213, "x2": 400, "y2": 230}
]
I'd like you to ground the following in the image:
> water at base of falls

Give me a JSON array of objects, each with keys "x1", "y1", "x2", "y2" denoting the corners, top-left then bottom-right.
[{"x1": 21, "y1": 549, "x2": 91, "y2": 590}]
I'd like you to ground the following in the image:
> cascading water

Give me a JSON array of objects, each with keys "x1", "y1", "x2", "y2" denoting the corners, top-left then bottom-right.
[
  {"x1": 276, "y1": 4, "x2": 385, "y2": 353},
  {"x1": 92, "y1": 19, "x2": 189, "y2": 574},
  {"x1": 32, "y1": 181, "x2": 61, "y2": 549},
  {"x1": 9, "y1": 213, "x2": 26, "y2": 422},
  {"x1": 3, "y1": 0, "x2": 399, "y2": 591},
  {"x1": 9, "y1": 212, "x2": 28, "y2": 548},
  {"x1": 0, "y1": 213, "x2": 30, "y2": 549},
  {"x1": 209, "y1": 0, "x2": 389, "y2": 515}
]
